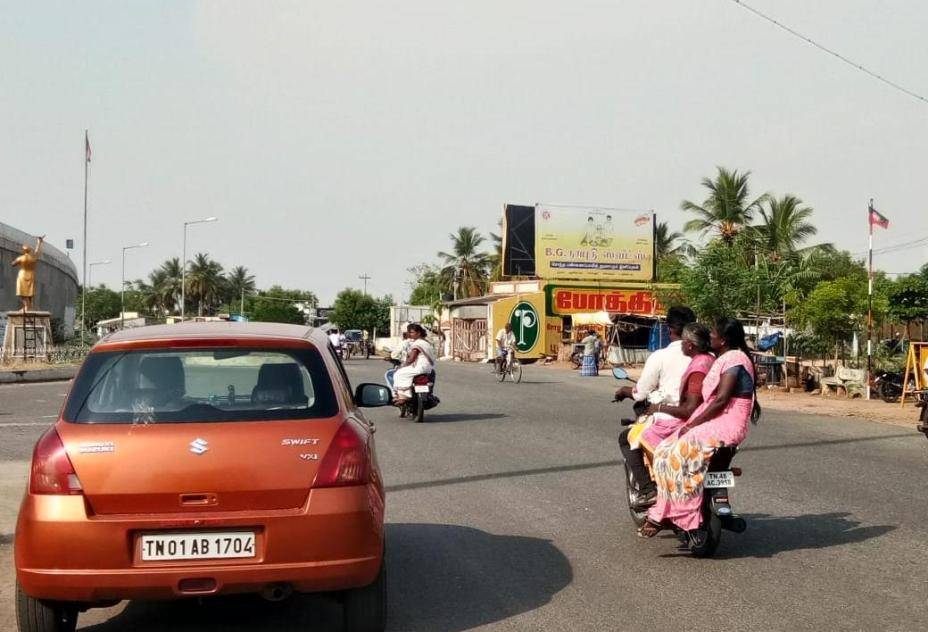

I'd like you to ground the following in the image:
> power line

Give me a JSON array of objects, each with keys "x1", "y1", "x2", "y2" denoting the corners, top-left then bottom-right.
[
  {"x1": 851, "y1": 235, "x2": 928, "y2": 257},
  {"x1": 729, "y1": 0, "x2": 928, "y2": 106}
]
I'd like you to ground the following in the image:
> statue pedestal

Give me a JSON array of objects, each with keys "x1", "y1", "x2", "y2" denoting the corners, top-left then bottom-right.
[{"x1": 2, "y1": 311, "x2": 52, "y2": 361}]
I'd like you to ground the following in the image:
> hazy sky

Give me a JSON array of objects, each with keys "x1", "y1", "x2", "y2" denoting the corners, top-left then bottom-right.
[{"x1": 2, "y1": 1, "x2": 926, "y2": 304}]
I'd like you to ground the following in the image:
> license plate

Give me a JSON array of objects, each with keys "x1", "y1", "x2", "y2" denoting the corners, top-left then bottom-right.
[
  {"x1": 414, "y1": 385, "x2": 430, "y2": 393},
  {"x1": 704, "y1": 471, "x2": 735, "y2": 489},
  {"x1": 140, "y1": 531, "x2": 256, "y2": 561}
]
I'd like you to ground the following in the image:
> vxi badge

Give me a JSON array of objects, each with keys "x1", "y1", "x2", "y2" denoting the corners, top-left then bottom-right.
[{"x1": 509, "y1": 301, "x2": 539, "y2": 353}]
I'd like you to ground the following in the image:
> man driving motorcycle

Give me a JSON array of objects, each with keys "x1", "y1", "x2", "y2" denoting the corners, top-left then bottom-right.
[{"x1": 615, "y1": 306, "x2": 696, "y2": 508}]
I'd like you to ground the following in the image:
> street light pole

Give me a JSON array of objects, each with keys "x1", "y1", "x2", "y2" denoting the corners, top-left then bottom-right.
[
  {"x1": 181, "y1": 217, "x2": 218, "y2": 322},
  {"x1": 88, "y1": 259, "x2": 111, "y2": 288},
  {"x1": 121, "y1": 243, "x2": 149, "y2": 330}
]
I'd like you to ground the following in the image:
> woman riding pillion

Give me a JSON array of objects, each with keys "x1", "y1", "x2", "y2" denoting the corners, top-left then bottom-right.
[
  {"x1": 392, "y1": 323, "x2": 437, "y2": 405},
  {"x1": 621, "y1": 323, "x2": 714, "y2": 508},
  {"x1": 641, "y1": 317, "x2": 760, "y2": 542}
]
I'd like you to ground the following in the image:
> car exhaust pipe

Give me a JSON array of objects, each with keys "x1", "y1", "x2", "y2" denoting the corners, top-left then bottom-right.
[{"x1": 260, "y1": 583, "x2": 293, "y2": 602}]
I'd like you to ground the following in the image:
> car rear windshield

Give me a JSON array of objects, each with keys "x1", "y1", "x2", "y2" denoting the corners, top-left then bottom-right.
[{"x1": 63, "y1": 347, "x2": 339, "y2": 424}]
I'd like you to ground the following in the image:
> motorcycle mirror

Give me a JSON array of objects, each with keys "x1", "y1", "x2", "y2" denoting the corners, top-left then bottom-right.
[{"x1": 612, "y1": 367, "x2": 629, "y2": 380}]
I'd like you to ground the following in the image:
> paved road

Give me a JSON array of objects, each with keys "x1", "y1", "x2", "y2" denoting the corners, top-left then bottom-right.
[{"x1": 1, "y1": 360, "x2": 927, "y2": 631}]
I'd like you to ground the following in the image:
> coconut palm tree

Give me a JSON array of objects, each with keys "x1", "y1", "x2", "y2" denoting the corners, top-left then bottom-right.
[
  {"x1": 753, "y1": 194, "x2": 825, "y2": 261},
  {"x1": 655, "y1": 221, "x2": 685, "y2": 259},
  {"x1": 225, "y1": 265, "x2": 257, "y2": 310},
  {"x1": 186, "y1": 253, "x2": 225, "y2": 316},
  {"x1": 682, "y1": 167, "x2": 767, "y2": 244},
  {"x1": 155, "y1": 257, "x2": 184, "y2": 315},
  {"x1": 437, "y1": 227, "x2": 492, "y2": 299}
]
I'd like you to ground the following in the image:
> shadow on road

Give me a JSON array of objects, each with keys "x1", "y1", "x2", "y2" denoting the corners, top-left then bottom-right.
[
  {"x1": 744, "y1": 432, "x2": 915, "y2": 452},
  {"x1": 386, "y1": 459, "x2": 620, "y2": 493},
  {"x1": 424, "y1": 413, "x2": 507, "y2": 423},
  {"x1": 714, "y1": 512, "x2": 896, "y2": 559},
  {"x1": 78, "y1": 524, "x2": 571, "y2": 632}
]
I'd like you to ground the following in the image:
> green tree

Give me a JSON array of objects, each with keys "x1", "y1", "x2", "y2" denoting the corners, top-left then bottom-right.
[
  {"x1": 250, "y1": 300, "x2": 304, "y2": 324},
  {"x1": 186, "y1": 253, "x2": 225, "y2": 317},
  {"x1": 679, "y1": 239, "x2": 759, "y2": 320},
  {"x1": 330, "y1": 289, "x2": 391, "y2": 334},
  {"x1": 438, "y1": 227, "x2": 492, "y2": 299},
  {"x1": 752, "y1": 194, "x2": 824, "y2": 261},
  {"x1": 77, "y1": 285, "x2": 121, "y2": 332},
  {"x1": 408, "y1": 264, "x2": 446, "y2": 305},
  {"x1": 682, "y1": 167, "x2": 767, "y2": 244},
  {"x1": 655, "y1": 221, "x2": 685, "y2": 259},
  {"x1": 887, "y1": 274, "x2": 928, "y2": 340},
  {"x1": 224, "y1": 266, "x2": 257, "y2": 311}
]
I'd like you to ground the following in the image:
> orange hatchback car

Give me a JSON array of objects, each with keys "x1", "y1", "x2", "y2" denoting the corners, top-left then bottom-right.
[{"x1": 14, "y1": 323, "x2": 392, "y2": 632}]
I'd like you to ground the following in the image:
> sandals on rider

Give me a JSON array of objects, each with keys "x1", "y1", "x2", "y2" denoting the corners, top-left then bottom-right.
[{"x1": 637, "y1": 519, "x2": 665, "y2": 538}]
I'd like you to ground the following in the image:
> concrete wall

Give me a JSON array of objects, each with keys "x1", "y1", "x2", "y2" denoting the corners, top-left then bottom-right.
[{"x1": 0, "y1": 222, "x2": 79, "y2": 340}]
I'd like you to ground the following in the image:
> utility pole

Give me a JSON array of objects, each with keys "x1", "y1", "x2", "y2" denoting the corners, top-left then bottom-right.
[
  {"x1": 359, "y1": 273, "x2": 371, "y2": 295},
  {"x1": 81, "y1": 130, "x2": 90, "y2": 346}
]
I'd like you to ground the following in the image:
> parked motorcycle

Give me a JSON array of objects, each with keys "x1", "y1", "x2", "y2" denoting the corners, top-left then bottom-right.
[
  {"x1": 874, "y1": 371, "x2": 910, "y2": 403},
  {"x1": 612, "y1": 367, "x2": 746, "y2": 557},
  {"x1": 384, "y1": 358, "x2": 439, "y2": 423}
]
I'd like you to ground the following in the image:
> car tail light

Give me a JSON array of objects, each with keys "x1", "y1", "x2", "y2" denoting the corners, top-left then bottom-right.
[
  {"x1": 30, "y1": 427, "x2": 83, "y2": 495},
  {"x1": 313, "y1": 422, "x2": 370, "y2": 488}
]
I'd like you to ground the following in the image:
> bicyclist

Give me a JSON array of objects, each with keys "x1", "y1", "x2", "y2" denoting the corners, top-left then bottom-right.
[{"x1": 495, "y1": 323, "x2": 516, "y2": 373}]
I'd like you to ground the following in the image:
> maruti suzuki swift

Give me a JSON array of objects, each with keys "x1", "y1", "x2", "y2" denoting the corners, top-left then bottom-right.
[{"x1": 15, "y1": 323, "x2": 391, "y2": 632}]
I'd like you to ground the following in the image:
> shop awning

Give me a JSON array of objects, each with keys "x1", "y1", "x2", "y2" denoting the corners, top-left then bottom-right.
[{"x1": 570, "y1": 311, "x2": 613, "y2": 326}]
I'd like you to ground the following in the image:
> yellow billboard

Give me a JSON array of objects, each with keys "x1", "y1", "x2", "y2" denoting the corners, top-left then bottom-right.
[
  {"x1": 490, "y1": 293, "x2": 547, "y2": 358},
  {"x1": 535, "y1": 205, "x2": 655, "y2": 282}
]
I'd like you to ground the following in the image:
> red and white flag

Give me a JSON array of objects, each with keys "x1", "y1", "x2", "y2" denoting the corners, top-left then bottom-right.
[
  {"x1": 85, "y1": 131, "x2": 92, "y2": 163},
  {"x1": 868, "y1": 206, "x2": 889, "y2": 229}
]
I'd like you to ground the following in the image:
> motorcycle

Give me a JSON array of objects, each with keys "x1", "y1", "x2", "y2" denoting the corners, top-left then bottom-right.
[
  {"x1": 873, "y1": 371, "x2": 913, "y2": 403},
  {"x1": 612, "y1": 367, "x2": 746, "y2": 557},
  {"x1": 384, "y1": 357, "x2": 439, "y2": 423},
  {"x1": 916, "y1": 392, "x2": 928, "y2": 440}
]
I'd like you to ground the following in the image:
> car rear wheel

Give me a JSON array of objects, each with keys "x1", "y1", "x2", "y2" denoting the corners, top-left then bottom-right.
[
  {"x1": 15, "y1": 583, "x2": 78, "y2": 632},
  {"x1": 343, "y1": 558, "x2": 386, "y2": 632}
]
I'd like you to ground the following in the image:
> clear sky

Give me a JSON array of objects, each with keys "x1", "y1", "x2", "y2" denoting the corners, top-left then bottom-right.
[{"x1": 2, "y1": 1, "x2": 926, "y2": 304}]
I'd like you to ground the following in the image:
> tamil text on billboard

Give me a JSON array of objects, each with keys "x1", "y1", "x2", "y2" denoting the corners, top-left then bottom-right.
[{"x1": 535, "y1": 205, "x2": 654, "y2": 282}]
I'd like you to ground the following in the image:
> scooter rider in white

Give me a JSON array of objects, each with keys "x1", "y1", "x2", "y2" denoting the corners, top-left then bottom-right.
[
  {"x1": 392, "y1": 324, "x2": 436, "y2": 405},
  {"x1": 495, "y1": 323, "x2": 516, "y2": 373},
  {"x1": 615, "y1": 306, "x2": 696, "y2": 508}
]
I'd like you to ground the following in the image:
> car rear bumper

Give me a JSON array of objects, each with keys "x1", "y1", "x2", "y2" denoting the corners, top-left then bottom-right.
[{"x1": 15, "y1": 486, "x2": 384, "y2": 602}]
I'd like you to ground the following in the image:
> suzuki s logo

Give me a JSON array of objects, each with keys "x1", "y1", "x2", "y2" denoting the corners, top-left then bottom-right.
[
  {"x1": 189, "y1": 438, "x2": 209, "y2": 455},
  {"x1": 510, "y1": 302, "x2": 539, "y2": 353}
]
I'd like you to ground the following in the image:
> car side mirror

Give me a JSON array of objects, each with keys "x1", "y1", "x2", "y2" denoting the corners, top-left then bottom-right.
[
  {"x1": 612, "y1": 367, "x2": 629, "y2": 380},
  {"x1": 356, "y1": 383, "x2": 392, "y2": 407}
]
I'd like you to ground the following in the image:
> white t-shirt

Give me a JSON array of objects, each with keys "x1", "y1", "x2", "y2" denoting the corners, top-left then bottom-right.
[
  {"x1": 328, "y1": 333, "x2": 341, "y2": 348},
  {"x1": 496, "y1": 329, "x2": 516, "y2": 350},
  {"x1": 632, "y1": 339, "x2": 692, "y2": 406}
]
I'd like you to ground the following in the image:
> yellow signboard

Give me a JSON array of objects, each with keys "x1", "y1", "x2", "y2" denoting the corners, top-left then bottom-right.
[
  {"x1": 490, "y1": 293, "x2": 547, "y2": 358},
  {"x1": 535, "y1": 205, "x2": 655, "y2": 282}
]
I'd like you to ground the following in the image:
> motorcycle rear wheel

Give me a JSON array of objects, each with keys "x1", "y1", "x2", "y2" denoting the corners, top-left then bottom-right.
[
  {"x1": 689, "y1": 512, "x2": 722, "y2": 558},
  {"x1": 624, "y1": 463, "x2": 649, "y2": 528},
  {"x1": 879, "y1": 381, "x2": 902, "y2": 403},
  {"x1": 414, "y1": 395, "x2": 425, "y2": 423}
]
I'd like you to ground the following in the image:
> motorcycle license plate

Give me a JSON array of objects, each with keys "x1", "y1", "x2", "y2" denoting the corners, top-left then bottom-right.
[
  {"x1": 414, "y1": 385, "x2": 430, "y2": 393},
  {"x1": 704, "y1": 471, "x2": 735, "y2": 489}
]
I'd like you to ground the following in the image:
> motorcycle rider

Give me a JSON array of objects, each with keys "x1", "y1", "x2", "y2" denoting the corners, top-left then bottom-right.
[
  {"x1": 392, "y1": 323, "x2": 436, "y2": 404},
  {"x1": 615, "y1": 306, "x2": 696, "y2": 508},
  {"x1": 328, "y1": 328, "x2": 342, "y2": 355},
  {"x1": 495, "y1": 323, "x2": 516, "y2": 373}
]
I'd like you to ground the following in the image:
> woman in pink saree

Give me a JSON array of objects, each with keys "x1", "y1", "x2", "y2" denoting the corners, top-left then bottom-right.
[{"x1": 641, "y1": 318, "x2": 759, "y2": 540}]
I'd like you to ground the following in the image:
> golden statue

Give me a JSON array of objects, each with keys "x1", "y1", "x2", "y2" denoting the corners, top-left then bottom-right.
[{"x1": 11, "y1": 235, "x2": 44, "y2": 311}]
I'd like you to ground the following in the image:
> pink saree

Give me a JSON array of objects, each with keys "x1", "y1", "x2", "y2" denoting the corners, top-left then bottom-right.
[
  {"x1": 647, "y1": 350, "x2": 755, "y2": 531},
  {"x1": 636, "y1": 353, "x2": 715, "y2": 452}
]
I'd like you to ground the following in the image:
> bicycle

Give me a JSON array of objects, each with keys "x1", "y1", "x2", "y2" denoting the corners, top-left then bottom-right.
[{"x1": 496, "y1": 349, "x2": 522, "y2": 383}]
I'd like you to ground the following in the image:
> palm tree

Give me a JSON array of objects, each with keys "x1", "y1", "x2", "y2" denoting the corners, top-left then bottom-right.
[
  {"x1": 186, "y1": 253, "x2": 225, "y2": 316},
  {"x1": 682, "y1": 167, "x2": 767, "y2": 244},
  {"x1": 654, "y1": 221, "x2": 685, "y2": 259},
  {"x1": 488, "y1": 226, "x2": 503, "y2": 282},
  {"x1": 155, "y1": 257, "x2": 184, "y2": 315},
  {"x1": 225, "y1": 265, "x2": 256, "y2": 311},
  {"x1": 437, "y1": 227, "x2": 492, "y2": 299},
  {"x1": 753, "y1": 194, "x2": 823, "y2": 261}
]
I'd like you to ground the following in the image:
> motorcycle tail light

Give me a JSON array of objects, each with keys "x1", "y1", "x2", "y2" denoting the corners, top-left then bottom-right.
[{"x1": 731, "y1": 467, "x2": 743, "y2": 477}]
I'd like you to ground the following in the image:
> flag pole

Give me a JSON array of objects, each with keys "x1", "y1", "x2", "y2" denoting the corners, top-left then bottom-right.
[
  {"x1": 81, "y1": 130, "x2": 89, "y2": 349},
  {"x1": 866, "y1": 198, "x2": 874, "y2": 400}
]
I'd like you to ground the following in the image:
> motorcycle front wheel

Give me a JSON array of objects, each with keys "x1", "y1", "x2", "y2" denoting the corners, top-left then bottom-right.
[{"x1": 879, "y1": 381, "x2": 902, "y2": 403}]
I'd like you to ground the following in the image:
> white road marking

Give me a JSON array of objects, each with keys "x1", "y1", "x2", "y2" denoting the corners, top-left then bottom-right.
[{"x1": 41, "y1": 415, "x2": 57, "y2": 419}]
